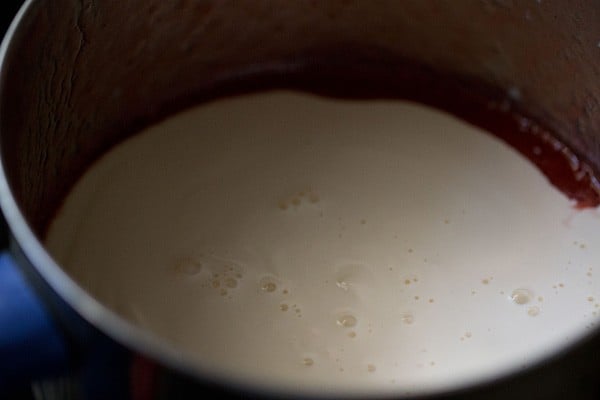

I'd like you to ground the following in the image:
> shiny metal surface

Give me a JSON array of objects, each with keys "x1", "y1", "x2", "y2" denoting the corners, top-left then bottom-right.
[{"x1": 0, "y1": 1, "x2": 599, "y2": 398}]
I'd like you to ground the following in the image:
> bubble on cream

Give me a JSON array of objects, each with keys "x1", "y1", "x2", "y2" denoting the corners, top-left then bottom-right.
[{"x1": 45, "y1": 92, "x2": 600, "y2": 397}]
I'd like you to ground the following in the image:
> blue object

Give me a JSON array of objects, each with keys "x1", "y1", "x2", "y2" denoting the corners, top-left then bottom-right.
[{"x1": 0, "y1": 252, "x2": 69, "y2": 389}]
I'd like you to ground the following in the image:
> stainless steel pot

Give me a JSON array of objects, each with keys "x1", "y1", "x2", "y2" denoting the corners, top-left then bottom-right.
[{"x1": 0, "y1": 1, "x2": 599, "y2": 398}]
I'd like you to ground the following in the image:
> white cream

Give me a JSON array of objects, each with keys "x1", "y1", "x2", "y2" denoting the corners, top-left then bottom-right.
[{"x1": 45, "y1": 92, "x2": 600, "y2": 396}]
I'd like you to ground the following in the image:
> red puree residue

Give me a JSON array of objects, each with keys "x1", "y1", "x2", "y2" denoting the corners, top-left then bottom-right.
[{"x1": 179, "y1": 59, "x2": 600, "y2": 209}]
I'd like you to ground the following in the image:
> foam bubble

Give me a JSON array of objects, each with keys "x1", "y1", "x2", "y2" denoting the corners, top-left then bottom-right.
[
  {"x1": 260, "y1": 277, "x2": 278, "y2": 293},
  {"x1": 511, "y1": 289, "x2": 532, "y2": 305},
  {"x1": 337, "y1": 314, "x2": 357, "y2": 328}
]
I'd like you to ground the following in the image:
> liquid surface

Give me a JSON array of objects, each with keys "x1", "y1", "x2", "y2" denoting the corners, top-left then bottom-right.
[{"x1": 46, "y1": 92, "x2": 600, "y2": 396}]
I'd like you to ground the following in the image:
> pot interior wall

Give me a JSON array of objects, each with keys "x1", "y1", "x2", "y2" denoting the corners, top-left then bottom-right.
[{"x1": 1, "y1": 0, "x2": 599, "y2": 237}]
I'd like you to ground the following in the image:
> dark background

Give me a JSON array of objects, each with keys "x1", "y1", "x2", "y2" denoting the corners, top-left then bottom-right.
[{"x1": 1, "y1": 1, "x2": 22, "y2": 36}]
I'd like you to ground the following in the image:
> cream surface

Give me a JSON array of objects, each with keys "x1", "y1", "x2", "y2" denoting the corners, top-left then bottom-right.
[{"x1": 46, "y1": 92, "x2": 600, "y2": 396}]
